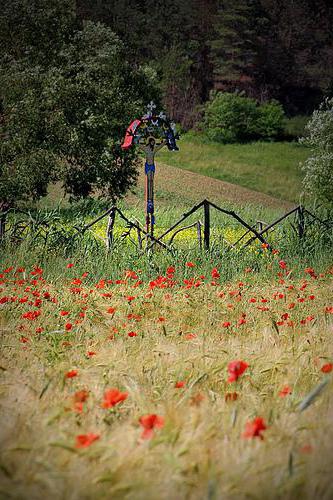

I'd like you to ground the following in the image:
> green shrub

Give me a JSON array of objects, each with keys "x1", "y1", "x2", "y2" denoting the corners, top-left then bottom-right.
[
  {"x1": 301, "y1": 98, "x2": 333, "y2": 205},
  {"x1": 203, "y1": 92, "x2": 286, "y2": 143},
  {"x1": 256, "y1": 101, "x2": 285, "y2": 139}
]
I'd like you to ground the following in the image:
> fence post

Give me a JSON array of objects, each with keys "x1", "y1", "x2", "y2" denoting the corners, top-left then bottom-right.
[
  {"x1": 203, "y1": 200, "x2": 210, "y2": 251},
  {"x1": 106, "y1": 208, "x2": 116, "y2": 251},
  {"x1": 297, "y1": 206, "x2": 305, "y2": 239}
]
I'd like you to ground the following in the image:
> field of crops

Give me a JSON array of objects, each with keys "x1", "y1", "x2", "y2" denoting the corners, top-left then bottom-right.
[
  {"x1": 1, "y1": 220, "x2": 333, "y2": 499},
  {"x1": 1, "y1": 153, "x2": 333, "y2": 500}
]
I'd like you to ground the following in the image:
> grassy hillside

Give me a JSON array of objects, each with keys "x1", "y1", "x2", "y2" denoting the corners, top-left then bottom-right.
[{"x1": 158, "y1": 134, "x2": 310, "y2": 203}]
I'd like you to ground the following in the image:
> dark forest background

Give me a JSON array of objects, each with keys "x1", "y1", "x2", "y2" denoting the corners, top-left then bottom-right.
[
  {"x1": 76, "y1": 0, "x2": 333, "y2": 127},
  {"x1": 1, "y1": 0, "x2": 333, "y2": 130}
]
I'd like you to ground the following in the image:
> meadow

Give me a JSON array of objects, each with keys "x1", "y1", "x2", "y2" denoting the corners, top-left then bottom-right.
[
  {"x1": 158, "y1": 134, "x2": 310, "y2": 203},
  {"x1": 1, "y1": 141, "x2": 332, "y2": 499}
]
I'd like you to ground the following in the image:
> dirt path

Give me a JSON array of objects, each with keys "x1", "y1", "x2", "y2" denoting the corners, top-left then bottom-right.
[{"x1": 131, "y1": 162, "x2": 294, "y2": 210}]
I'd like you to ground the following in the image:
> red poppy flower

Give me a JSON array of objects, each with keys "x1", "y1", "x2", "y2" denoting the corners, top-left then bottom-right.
[
  {"x1": 126, "y1": 296, "x2": 136, "y2": 302},
  {"x1": 185, "y1": 262, "x2": 195, "y2": 268},
  {"x1": 211, "y1": 268, "x2": 220, "y2": 279},
  {"x1": 60, "y1": 310, "x2": 69, "y2": 316},
  {"x1": 102, "y1": 388, "x2": 128, "y2": 408},
  {"x1": 278, "y1": 260, "x2": 287, "y2": 269},
  {"x1": 75, "y1": 433, "x2": 100, "y2": 448},
  {"x1": 166, "y1": 266, "x2": 175, "y2": 274},
  {"x1": 321, "y1": 363, "x2": 333, "y2": 373},
  {"x1": 185, "y1": 333, "x2": 197, "y2": 340},
  {"x1": 65, "y1": 322, "x2": 73, "y2": 331},
  {"x1": 243, "y1": 417, "x2": 267, "y2": 439},
  {"x1": 66, "y1": 263, "x2": 74, "y2": 268},
  {"x1": 74, "y1": 390, "x2": 89, "y2": 403},
  {"x1": 87, "y1": 351, "x2": 96, "y2": 358},
  {"x1": 22, "y1": 310, "x2": 41, "y2": 321},
  {"x1": 31, "y1": 266, "x2": 43, "y2": 276},
  {"x1": 20, "y1": 336, "x2": 29, "y2": 343},
  {"x1": 139, "y1": 414, "x2": 164, "y2": 439},
  {"x1": 175, "y1": 381, "x2": 185, "y2": 388},
  {"x1": 279, "y1": 385, "x2": 292, "y2": 397},
  {"x1": 227, "y1": 360, "x2": 249, "y2": 382},
  {"x1": 128, "y1": 331, "x2": 137, "y2": 337},
  {"x1": 66, "y1": 370, "x2": 78, "y2": 378},
  {"x1": 106, "y1": 307, "x2": 116, "y2": 314}
]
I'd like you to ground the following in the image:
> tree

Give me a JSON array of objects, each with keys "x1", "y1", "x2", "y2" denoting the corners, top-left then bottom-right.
[
  {"x1": 0, "y1": 0, "x2": 78, "y2": 66},
  {"x1": 0, "y1": 12, "x2": 160, "y2": 212},
  {"x1": 209, "y1": 0, "x2": 269, "y2": 96},
  {"x1": 301, "y1": 98, "x2": 333, "y2": 205}
]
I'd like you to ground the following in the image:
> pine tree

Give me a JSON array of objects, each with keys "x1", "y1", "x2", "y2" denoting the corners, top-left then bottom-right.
[{"x1": 209, "y1": 0, "x2": 268, "y2": 95}]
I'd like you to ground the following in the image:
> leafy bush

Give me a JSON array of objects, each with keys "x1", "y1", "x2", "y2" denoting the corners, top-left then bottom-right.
[
  {"x1": 300, "y1": 98, "x2": 333, "y2": 205},
  {"x1": 256, "y1": 101, "x2": 285, "y2": 139},
  {"x1": 203, "y1": 92, "x2": 286, "y2": 143}
]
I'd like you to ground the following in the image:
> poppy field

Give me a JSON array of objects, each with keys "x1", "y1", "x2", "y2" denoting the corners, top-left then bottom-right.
[{"x1": 0, "y1": 246, "x2": 332, "y2": 499}]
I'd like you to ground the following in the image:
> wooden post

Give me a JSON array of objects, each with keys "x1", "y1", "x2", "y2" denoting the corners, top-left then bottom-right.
[
  {"x1": 106, "y1": 208, "x2": 116, "y2": 251},
  {"x1": 203, "y1": 200, "x2": 210, "y2": 251},
  {"x1": 297, "y1": 206, "x2": 305, "y2": 239}
]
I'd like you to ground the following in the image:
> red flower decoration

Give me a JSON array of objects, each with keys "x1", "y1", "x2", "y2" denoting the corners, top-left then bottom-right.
[
  {"x1": 227, "y1": 360, "x2": 249, "y2": 382},
  {"x1": 139, "y1": 414, "x2": 164, "y2": 439},
  {"x1": 243, "y1": 417, "x2": 267, "y2": 439},
  {"x1": 102, "y1": 388, "x2": 128, "y2": 409},
  {"x1": 75, "y1": 433, "x2": 100, "y2": 448}
]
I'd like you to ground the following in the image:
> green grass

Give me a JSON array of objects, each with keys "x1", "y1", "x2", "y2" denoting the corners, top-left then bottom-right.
[{"x1": 158, "y1": 133, "x2": 310, "y2": 202}]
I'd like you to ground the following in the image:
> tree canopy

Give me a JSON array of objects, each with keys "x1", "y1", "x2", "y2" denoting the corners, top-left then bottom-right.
[{"x1": 0, "y1": 0, "x2": 159, "y2": 210}]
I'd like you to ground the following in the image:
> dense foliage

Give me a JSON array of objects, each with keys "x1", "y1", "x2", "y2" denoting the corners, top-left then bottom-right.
[
  {"x1": 204, "y1": 92, "x2": 285, "y2": 143},
  {"x1": 0, "y1": 0, "x2": 159, "y2": 211},
  {"x1": 301, "y1": 98, "x2": 333, "y2": 205},
  {"x1": 77, "y1": 0, "x2": 333, "y2": 126}
]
